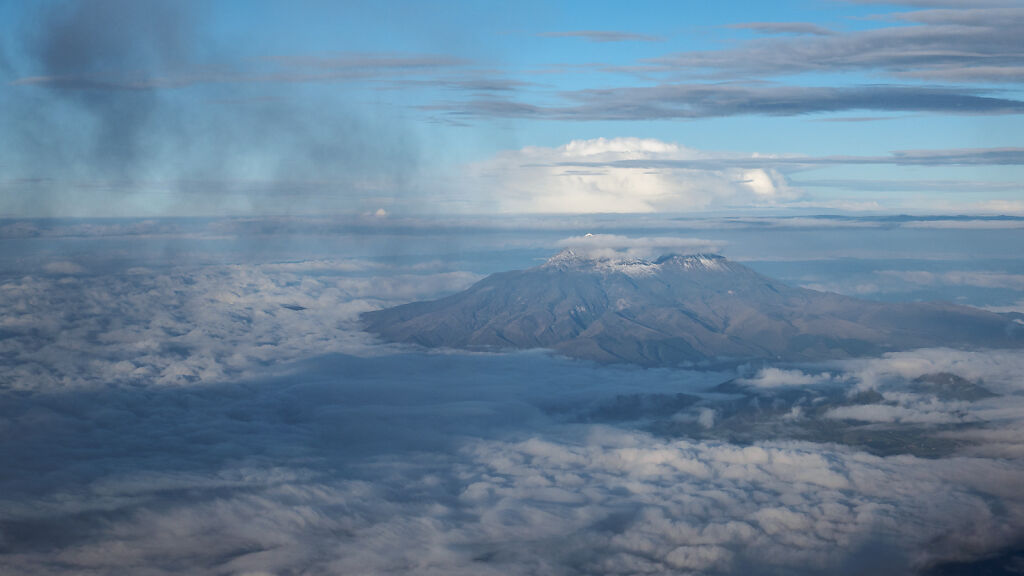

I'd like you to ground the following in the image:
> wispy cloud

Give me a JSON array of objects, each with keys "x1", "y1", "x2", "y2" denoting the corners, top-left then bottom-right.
[
  {"x1": 653, "y1": 5, "x2": 1024, "y2": 83},
  {"x1": 427, "y1": 84, "x2": 1024, "y2": 121},
  {"x1": 11, "y1": 52, "x2": 474, "y2": 91},
  {"x1": 798, "y1": 178, "x2": 1024, "y2": 193}
]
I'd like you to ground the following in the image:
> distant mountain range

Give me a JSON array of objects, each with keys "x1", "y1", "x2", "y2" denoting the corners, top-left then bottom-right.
[{"x1": 362, "y1": 250, "x2": 1024, "y2": 366}]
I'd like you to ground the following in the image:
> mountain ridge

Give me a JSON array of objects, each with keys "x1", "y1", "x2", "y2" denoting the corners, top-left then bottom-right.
[{"x1": 362, "y1": 251, "x2": 1024, "y2": 366}]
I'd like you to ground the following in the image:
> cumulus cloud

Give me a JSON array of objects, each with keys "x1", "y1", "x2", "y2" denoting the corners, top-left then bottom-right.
[{"x1": 464, "y1": 138, "x2": 798, "y2": 213}]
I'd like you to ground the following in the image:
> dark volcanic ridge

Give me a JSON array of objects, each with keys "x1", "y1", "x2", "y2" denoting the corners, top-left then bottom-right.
[{"x1": 362, "y1": 250, "x2": 1024, "y2": 366}]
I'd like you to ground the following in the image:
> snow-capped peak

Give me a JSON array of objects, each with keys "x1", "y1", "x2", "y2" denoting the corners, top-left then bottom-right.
[
  {"x1": 656, "y1": 253, "x2": 728, "y2": 271},
  {"x1": 542, "y1": 250, "x2": 728, "y2": 277}
]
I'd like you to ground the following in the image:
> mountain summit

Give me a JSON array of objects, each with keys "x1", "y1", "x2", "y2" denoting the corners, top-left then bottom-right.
[{"x1": 362, "y1": 251, "x2": 1023, "y2": 366}]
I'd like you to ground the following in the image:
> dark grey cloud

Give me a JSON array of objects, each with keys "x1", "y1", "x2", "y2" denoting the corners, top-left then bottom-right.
[
  {"x1": 22, "y1": 0, "x2": 194, "y2": 173},
  {"x1": 730, "y1": 22, "x2": 835, "y2": 36},
  {"x1": 5, "y1": 2, "x2": 426, "y2": 217},
  {"x1": 536, "y1": 30, "x2": 663, "y2": 43},
  {"x1": 427, "y1": 84, "x2": 1024, "y2": 121}
]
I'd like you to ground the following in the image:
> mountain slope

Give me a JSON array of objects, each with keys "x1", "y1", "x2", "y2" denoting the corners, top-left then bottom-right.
[{"x1": 361, "y1": 251, "x2": 1023, "y2": 365}]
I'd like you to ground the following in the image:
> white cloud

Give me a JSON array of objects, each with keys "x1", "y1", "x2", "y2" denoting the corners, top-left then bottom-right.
[
  {"x1": 464, "y1": 138, "x2": 799, "y2": 213},
  {"x1": 0, "y1": 260, "x2": 483, "y2": 390},
  {"x1": 11, "y1": 426, "x2": 1021, "y2": 575},
  {"x1": 738, "y1": 367, "x2": 834, "y2": 388},
  {"x1": 698, "y1": 407, "x2": 717, "y2": 429},
  {"x1": 825, "y1": 404, "x2": 968, "y2": 424},
  {"x1": 554, "y1": 234, "x2": 727, "y2": 260},
  {"x1": 839, "y1": 348, "x2": 1024, "y2": 394}
]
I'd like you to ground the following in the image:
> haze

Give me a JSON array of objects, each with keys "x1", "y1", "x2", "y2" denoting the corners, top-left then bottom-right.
[{"x1": 2, "y1": 1, "x2": 1024, "y2": 575}]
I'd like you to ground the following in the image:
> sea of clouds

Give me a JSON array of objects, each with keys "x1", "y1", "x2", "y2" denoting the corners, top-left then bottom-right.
[{"x1": 1, "y1": 218, "x2": 1023, "y2": 574}]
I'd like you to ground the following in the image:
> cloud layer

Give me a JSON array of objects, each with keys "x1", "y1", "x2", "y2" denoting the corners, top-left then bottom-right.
[
  {"x1": 2, "y1": 222, "x2": 1024, "y2": 574},
  {"x1": 4, "y1": 351, "x2": 1024, "y2": 574},
  {"x1": 0, "y1": 256, "x2": 480, "y2": 390}
]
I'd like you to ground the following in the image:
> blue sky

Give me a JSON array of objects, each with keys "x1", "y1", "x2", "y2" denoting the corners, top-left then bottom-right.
[{"x1": 1, "y1": 0, "x2": 1022, "y2": 216}]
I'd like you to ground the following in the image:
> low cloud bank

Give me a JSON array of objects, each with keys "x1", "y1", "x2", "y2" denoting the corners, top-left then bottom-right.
[
  {"x1": 4, "y1": 337, "x2": 1024, "y2": 574},
  {"x1": 0, "y1": 258, "x2": 481, "y2": 390}
]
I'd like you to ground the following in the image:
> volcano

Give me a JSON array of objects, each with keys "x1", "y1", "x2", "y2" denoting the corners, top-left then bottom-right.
[{"x1": 361, "y1": 250, "x2": 1023, "y2": 366}]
